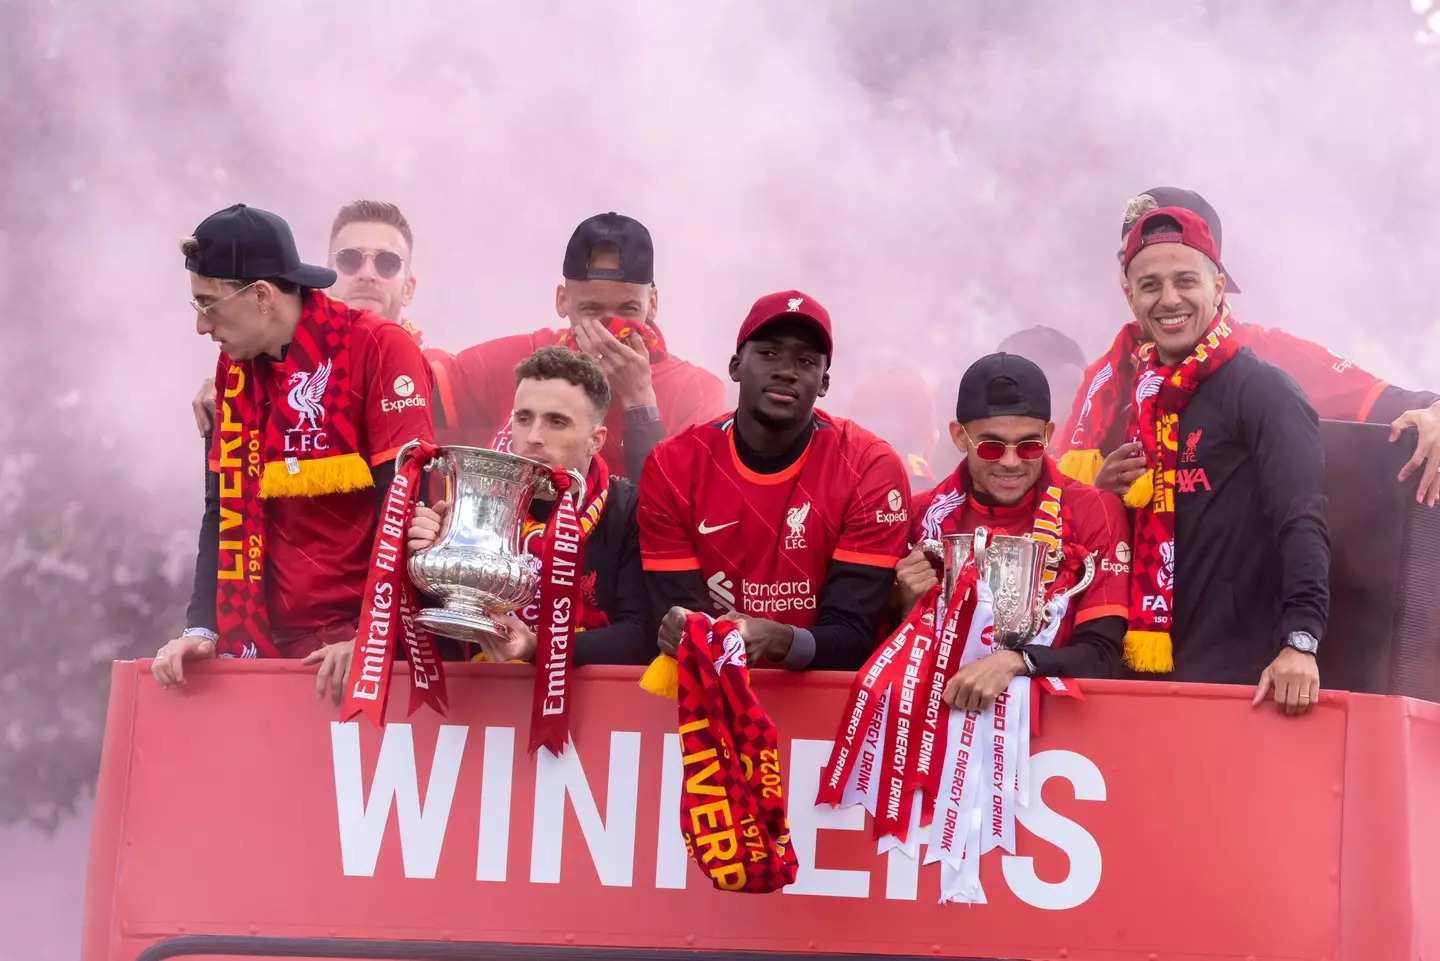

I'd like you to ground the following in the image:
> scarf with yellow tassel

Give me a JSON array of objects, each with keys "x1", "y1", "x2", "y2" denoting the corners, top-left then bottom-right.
[
  {"x1": 207, "y1": 290, "x2": 373, "y2": 657},
  {"x1": 1056, "y1": 308, "x2": 1241, "y2": 672}
]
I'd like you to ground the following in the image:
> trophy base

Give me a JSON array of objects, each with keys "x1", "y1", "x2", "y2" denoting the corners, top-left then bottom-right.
[{"x1": 414, "y1": 606, "x2": 511, "y2": 647}]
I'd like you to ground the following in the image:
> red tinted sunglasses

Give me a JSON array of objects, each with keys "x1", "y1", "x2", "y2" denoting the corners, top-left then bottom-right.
[{"x1": 962, "y1": 426, "x2": 1048, "y2": 462}]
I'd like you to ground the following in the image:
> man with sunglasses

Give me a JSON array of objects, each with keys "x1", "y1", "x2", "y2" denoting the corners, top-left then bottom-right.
[
  {"x1": 1062, "y1": 186, "x2": 1440, "y2": 508},
  {"x1": 191, "y1": 199, "x2": 424, "y2": 435},
  {"x1": 640, "y1": 291, "x2": 910, "y2": 672},
  {"x1": 427, "y1": 212, "x2": 725, "y2": 478},
  {"x1": 153, "y1": 204, "x2": 435, "y2": 704},
  {"x1": 895, "y1": 353, "x2": 1128, "y2": 708}
]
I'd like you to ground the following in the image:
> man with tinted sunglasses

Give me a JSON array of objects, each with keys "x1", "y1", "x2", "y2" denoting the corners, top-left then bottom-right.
[
  {"x1": 896, "y1": 353, "x2": 1129, "y2": 709},
  {"x1": 426, "y1": 212, "x2": 726, "y2": 479}
]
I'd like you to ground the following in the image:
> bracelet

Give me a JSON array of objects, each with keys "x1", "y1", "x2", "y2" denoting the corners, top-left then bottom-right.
[
  {"x1": 623, "y1": 404, "x2": 661, "y2": 428},
  {"x1": 181, "y1": 627, "x2": 219, "y2": 643}
]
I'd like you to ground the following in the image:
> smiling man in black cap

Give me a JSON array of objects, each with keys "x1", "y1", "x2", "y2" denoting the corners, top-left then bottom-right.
[
  {"x1": 427, "y1": 212, "x2": 725, "y2": 479},
  {"x1": 895, "y1": 352, "x2": 1129, "y2": 710},
  {"x1": 1059, "y1": 186, "x2": 1440, "y2": 507},
  {"x1": 153, "y1": 204, "x2": 436, "y2": 704}
]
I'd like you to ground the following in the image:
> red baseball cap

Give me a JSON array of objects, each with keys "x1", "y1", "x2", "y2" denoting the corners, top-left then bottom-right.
[
  {"x1": 1121, "y1": 206, "x2": 1222, "y2": 274},
  {"x1": 735, "y1": 290, "x2": 834, "y2": 361}
]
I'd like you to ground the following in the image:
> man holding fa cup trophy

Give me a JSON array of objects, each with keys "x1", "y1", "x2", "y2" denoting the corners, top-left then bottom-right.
[
  {"x1": 154, "y1": 204, "x2": 437, "y2": 704},
  {"x1": 405, "y1": 346, "x2": 653, "y2": 667},
  {"x1": 896, "y1": 353, "x2": 1131, "y2": 711}
]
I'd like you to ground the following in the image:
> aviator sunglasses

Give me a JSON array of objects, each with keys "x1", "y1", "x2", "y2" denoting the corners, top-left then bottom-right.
[
  {"x1": 332, "y1": 247, "x2": 407, "y2": 279},
  {"x1": 961, "y1": 425, "x2": 1048, "y2": 462}
]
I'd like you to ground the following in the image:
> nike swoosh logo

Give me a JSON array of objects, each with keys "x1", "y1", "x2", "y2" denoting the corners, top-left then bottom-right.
[{"x1": 697, "y1": 520, "x2": 738, "y2": 535}]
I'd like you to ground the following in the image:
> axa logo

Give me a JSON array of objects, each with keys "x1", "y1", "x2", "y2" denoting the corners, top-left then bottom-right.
[
  {"x1": 284, "y1": 358, "x2": 332, "y2": 453},
  {"x1": 707, "y1": 571, "x2": 736, "y2": 611},
  {"x1": 1176, "y1": 468, "x2": 1210, "y2": 493},
  {"x1": 785, "y1": 502, "x2": 811, "y2": 551}
]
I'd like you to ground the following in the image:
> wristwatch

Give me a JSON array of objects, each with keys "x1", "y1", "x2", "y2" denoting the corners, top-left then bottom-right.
[
  {"x1": 1019, "y1": 649, "x2": 1038, "y2": 677},
  {"x1": 1285, "y1": 631, "x2": 1319, "y2": 655},
  {"x1": 623, "y1": 404, "x2": 661, "y2": 428},
  {"x1": 181, "y1": 626, "x2": 219, "y2": 643}
]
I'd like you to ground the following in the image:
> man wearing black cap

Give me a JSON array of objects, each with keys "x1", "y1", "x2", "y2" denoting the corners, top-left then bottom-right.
[
  {"x1": 428, "y1": 212, "x2": 725, "y2": 479},
  {"x1": 895, "y1": 353, "x2": 1128, "y2": 710},
  {"x1": 153, "y1": 204, "x2": 436, "y2": 703},
  {"x1": 1059, "y1": 186, "x2": 1440, "y2": 507},
  {"x1": 638, "y1": 291, "x2": 910, "y2": 673}
]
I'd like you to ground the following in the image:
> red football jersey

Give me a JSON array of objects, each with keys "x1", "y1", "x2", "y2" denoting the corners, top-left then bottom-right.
[
  {"x1": 426, "y1": 325, "x2": 726, "y2": 476},
  {"x1": 910, "y1": 471, "x2": 1131, "y2": 642},
  {"x1": 639, "y1": 411, "x2": 910, "y2": 628},
  {"x1": 1243, "y1": 325, "x2": 1388, "y2": 421},
  {"x1": 262, "y1": 314, "x2": 435, "y2": 635}
]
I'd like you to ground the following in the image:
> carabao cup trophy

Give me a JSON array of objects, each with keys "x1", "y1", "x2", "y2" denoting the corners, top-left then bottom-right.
[
  {"x1": 920, "y1": 528, "x2": 1095, "y2": 648},
  {"x1": 403, "y1": 445, "x2": 586, "y2": 646}
]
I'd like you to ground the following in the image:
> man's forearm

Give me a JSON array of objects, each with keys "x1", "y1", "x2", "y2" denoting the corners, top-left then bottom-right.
[
  {"x1": 186, "y1": 467, "x2": 221, "y2": 633},
  {"x1": 1365, "y1": 386, "x2": 1440, "y2": 425},
  {"x1": 573, "y1": 622, "x2": 653, "y2": 667},
  {"x1": 644, "y1": 569, "x2": 712, "y2": 625},
  {"x1": 786, "y1": 562, "x2": 895, "y2": 672},
  {"x1": 1023, "y1": 615, "x2": 1124, "y2": 679},
  {"x1": 622, "y1": 409, "x2": 665, "y2": 481}
]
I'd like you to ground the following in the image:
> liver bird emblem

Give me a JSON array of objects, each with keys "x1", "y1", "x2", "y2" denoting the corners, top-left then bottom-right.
[
  {"x1": 286, "y1": 359, "x2": 332, "y2": 431},
  {"x1": 786, "y1": 501, "x2": 811, "y2": 538}
]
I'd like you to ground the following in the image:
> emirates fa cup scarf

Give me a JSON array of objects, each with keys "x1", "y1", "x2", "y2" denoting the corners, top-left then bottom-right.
[
  {"x1": 469, "y1": 457, "x2": 612, "y2": 662},
  {"x1": 340, "y1": 440, "x2": 448, "y2": 725},
  {"x1": 208, "y1": 291, "x2": 375, "y2": 658},
  {"x1": 675, "y1": 613, "x2": 797, "y2": 893},
  {"x1": 1058, "y1": 309, "x2": 1240, "y2": 671},
  {"x1": 527, "y1": 467, "x2": 585, "y2": 755}
]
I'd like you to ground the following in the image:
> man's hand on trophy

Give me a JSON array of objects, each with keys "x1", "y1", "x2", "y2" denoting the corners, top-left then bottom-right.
[
  {"x1": 302, "y1": 641, "x2": 353, "y2": 707},
  {"x1": 1093, "y1": 441, "x2": 1148, "y2": 499},
  {"x1": 942, "y1": 651, "x2": 1026, "y2": 713},
  {"x1": 192, "y1": 377, "x2": 216, "y2": 436},
  {"x1": 151, "y1": 635, "x2": 217, "y2": 688},
  {"x1": 481, "y1": 614, "x2": 538, "y2": 664},
  {"x1": 658, "y1": 606, "x2": 692, "y2": 657},
  {"x1": 895, "y1": 548, "x2": 939, "y2": 614},
  {"x1": 730, "y1": 613, "x2": 795, "y2": 664},
  {"x1": 572, "y1": 316, "x2": 657, "y2": 409},
  {"x1": 406, "y1": 501, "x2": 450, "y2": 554}
]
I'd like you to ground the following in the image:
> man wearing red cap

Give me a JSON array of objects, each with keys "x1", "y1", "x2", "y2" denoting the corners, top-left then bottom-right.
[
  {"x1": 427, "y1": 212, "x2": 725, "y2": 479},
  {"x1": 1060, "y1": 186, "x2": 1440, "y2": 507},
  {"x1": 638, "y1": 291, "x2": 910, "y2": 672},
  {"x1": 1065, "y1": 207, "x2": 1329, "y2": 713}
]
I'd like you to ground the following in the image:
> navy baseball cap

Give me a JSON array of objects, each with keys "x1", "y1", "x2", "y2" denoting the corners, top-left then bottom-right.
[
  {"x1": 185, "y1": 204, "x2": 336, "y2": 288},
  {"x1": 955, "y1": 352, "x2": 1051, "y2": 423},
  {"x1": 562, "y1": 212, "x2": 654, "y2": 284}
]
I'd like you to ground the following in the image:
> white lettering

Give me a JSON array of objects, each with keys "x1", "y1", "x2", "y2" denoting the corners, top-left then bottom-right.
[
  {"x1": 530, "y1": 731, "x2": 641, "y2": 887},
  {"x1": 785, "y1": 739, "x2": 871, "y2": 898},
  {"x1": 1003, "y1": 750, "x2": 1106, "y2": 910},
  {"x1": 654, "y1": 733, "x2": 690, "y2": 890},
  {"x1": 476, "y1": 726, "x2": 514, "y2": 882}
]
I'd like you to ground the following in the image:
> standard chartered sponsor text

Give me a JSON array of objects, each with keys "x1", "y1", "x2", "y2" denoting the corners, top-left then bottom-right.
[{"x1": 743, "y1": 578, "x2": 817, "y2": 614}]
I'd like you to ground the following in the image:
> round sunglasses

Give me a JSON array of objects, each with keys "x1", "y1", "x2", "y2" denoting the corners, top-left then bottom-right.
[
  {"x1": 961, "y1": 425, "x2": 1048, "y2": 461},
  {"x1": 333, "y1": 247, "x2": 407, "y2": 279}
]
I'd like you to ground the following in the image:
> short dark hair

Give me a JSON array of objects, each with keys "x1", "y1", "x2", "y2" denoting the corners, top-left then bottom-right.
[
  {"x1": 179, "y1": 236, "x2": 308, "y2": 298},
  {"x1": 329, "y1": 200, "x2": 414, "y2": 254},
  {"x1": 514, "y1": 346, "x2": 611, "y2": 419}
]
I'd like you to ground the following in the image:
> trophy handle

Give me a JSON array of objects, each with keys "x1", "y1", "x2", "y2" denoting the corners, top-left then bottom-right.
[
  {"x1": 917, "y1": 538, "x2": 943, "y2": 563},
  {"x1": 565, "y1": 468, "x2": 587, "y2": 508},
  {"x1": 1052, "y1": 550, "x2": 1097, "y2": 607},
  {"x1": 393, "y1": 439, "x2": 423, "y2": 478}
]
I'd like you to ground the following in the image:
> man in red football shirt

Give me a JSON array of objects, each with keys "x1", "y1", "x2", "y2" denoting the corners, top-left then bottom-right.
[
  {"x1": 427, "y1": 212, "x2": 726, "y2": 479},
  {"x1": 896, "y1": 353, "x2": 1129, "y2": 710},
  {"x1": 1067, "y1": 186, "x2": 1440, "y2": 506},
  {"x1": 639, "y1": 291, "x2": 911, "y2": 672},
  {"x1": 153, "y1": 204, "x2": 435, "y2": 703}
]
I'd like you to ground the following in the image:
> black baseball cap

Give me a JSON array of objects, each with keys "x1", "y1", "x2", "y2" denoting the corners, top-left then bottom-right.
[
  {"x1": 562, "y1": 212, "x2": 654, "y2": 284},
  {"x1": 955, "y1": 352, "x2": 1051, "y2": 423},
  {"x1": 1119, "y1": 186, "x2": 1240, "y2": 292},
  {"x1": 185, "y1": 204, "x2": 336, "y2": 288}
]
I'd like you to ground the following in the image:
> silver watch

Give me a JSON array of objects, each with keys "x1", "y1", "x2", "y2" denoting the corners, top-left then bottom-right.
[
  {"x1": 181, "y1": 626, "x2": 219, "y2": 643},
  {"x1": 1020, "y1": 650, "x2": 1038, "y2": 676},
  {"x1": 1285, "y1": 631, "x2": 1319, "y2": 655}
]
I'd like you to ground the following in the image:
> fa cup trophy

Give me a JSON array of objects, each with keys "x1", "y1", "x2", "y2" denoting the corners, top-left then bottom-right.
[
  {"x1": 403, "y1": 445, "x2": 586, "y2": 646},
  {"x1": 920, "y1": 528, "x2": 1095, "y2": 648}
]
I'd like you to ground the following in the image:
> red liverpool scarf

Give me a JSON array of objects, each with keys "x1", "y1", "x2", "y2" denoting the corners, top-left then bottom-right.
[
  {"x1": 554, "y1": 316, "x2": 669, "y2": 362},
  {"x1": 675, "y1": 613, "x2": 798, "y2": 893},
  {"x1": 341, "y1": 441, "x2": 448, "y2": 725},
  {"x1": 1059, "y1": 311, "x2": 1241, "y2": 671},
  {"x1": 207, "y1": 291, "x2": 374, "y2": 658}
]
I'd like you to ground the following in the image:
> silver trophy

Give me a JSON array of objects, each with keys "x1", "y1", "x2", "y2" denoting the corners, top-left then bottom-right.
[
  {"x1": 399, "y1": 443, "x2": 586, "y2": 646},
  {"x1": 919, "y1": 527, "x2": 1096, "y2": 649}
]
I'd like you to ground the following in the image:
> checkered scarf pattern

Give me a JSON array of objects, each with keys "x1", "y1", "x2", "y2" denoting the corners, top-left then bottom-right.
[{"x1": 676, "y1": 613, "x2": 797, "y2": 893}]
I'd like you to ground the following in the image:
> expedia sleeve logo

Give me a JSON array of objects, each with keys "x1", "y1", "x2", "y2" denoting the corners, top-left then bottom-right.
[
  {"x1": 381, "y1": 374, "x2": 428, "y2": 413},
  {"x1": 874, "y1": 487, "x2": 909, "y2": 525}
]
